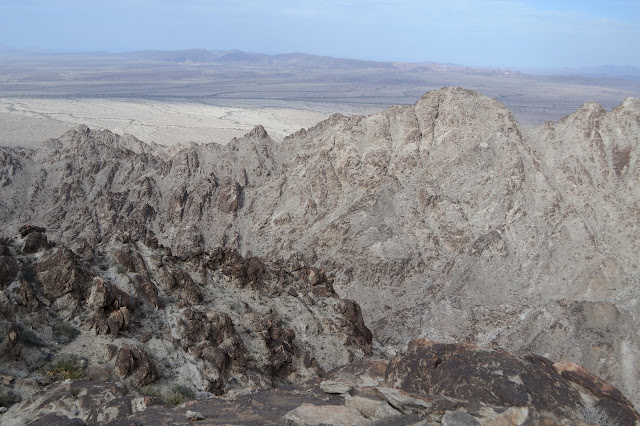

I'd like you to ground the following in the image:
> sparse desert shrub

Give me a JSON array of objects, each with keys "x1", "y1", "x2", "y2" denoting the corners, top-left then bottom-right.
[
  {"x1": 115, "y1": 265, "x2": 127, "y2": 274},
  {"x1": 44, "y1": 359, "x2": 85, "y2": 381},
  {"x1": 19, "y1": 328, "x2": 44, "y2": 347},
  {"x1": 166, "y1": 384, "x2": 195, "y2": 405},
  {"x1": 139, "y1": 385, "x2": 161, "y2": 398},
  {"x1": 580, "y1": 401, "x2": 620, "y2": 426},
  {"x1": 53, "y1": 321, "x2": 80, "y2": 340}
]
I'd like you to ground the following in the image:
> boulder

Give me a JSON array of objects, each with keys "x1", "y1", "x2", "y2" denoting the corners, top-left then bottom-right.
[
  {"x1": 115, "y1": 345, "x2": 159, "y2": 387},
  {"x1": 384, "y1": 339, "x2": 640, "y2": 424},
  {"x1": 283, "y1": 403, "x2": 369, "y2": 426},
  {"x1": 35, "y1": 247, "x2": 90, "y2": 299},
  {"x1": 22, "y1": 232, "x2": 50, "y2": 254}
]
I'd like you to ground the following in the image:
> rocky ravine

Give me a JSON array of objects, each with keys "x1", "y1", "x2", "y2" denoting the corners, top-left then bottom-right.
[
  {"x1": 0, "y1": 227, "x2": 638, "y2": 424},
  {"x1": 1, "y1": 87, "x2": 639, "y2": 409}
]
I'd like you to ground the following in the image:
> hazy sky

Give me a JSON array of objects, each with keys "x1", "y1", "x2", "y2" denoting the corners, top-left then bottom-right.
[{"x1": 1, "y1": 0, "x2": 638, "y2": 68}]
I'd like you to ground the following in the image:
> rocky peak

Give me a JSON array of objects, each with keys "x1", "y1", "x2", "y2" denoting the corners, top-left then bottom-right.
[{"x1": 1, "y1": 87, "x2": 640, "y2": 411}]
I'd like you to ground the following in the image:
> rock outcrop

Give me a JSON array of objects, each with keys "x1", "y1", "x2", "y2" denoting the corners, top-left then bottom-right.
[
  {"x1": 0, "y1": 229, "x2": 375, "y2": 423},
  {"x1": 5, "y1": 334, "x2": 639, "y2": 424},
  {"x1": 1, "y1": 87, "x2": 639, "y2": 410}
]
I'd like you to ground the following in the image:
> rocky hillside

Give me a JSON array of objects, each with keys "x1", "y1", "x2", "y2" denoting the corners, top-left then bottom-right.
[
  {"x1": 1, "y1": 87, "x2": 639, "y2": 410},
  {"x1": 0, "y1": 226, "x2": 375, "y2": 423},
  {"x1": 0, "y1": 228, "x2": 638, "y2": 424}
]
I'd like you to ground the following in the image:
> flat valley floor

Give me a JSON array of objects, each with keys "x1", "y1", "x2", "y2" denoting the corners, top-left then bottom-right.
[{"x1": 0, "y1": 98, "x2": 362, "y2": 148}]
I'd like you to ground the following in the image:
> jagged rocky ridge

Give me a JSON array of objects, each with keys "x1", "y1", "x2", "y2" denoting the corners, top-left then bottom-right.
[
  {"x1": 1, "y1": 86, "x2": 640, "y2": 411},
  {"x1": 0, "y1": 226, "x2": 375, "y2": 423},
  {"x1": 0, "y1": 228, "x2": 638, "y2": 424}
]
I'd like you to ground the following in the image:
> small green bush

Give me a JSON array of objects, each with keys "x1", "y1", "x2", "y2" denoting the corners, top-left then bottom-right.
[
  {"x1": 166, "y1": 384, "x2": 195, "y2": 405},
  {"x1": 139, "y1": 385, "x2": 161, "y2": 398},
  {"x1": 45, "y1": 359, "x2": 85, "y2": 381},
  {"x1": 53, "y1": 321, "x2": 80, "y2": 340},
  {"x1": 115, "y1": 265, "x2": 127, "y2": 274},
  {"x1": 0, "y1": 390, "x2": 11, "y2": 407}
]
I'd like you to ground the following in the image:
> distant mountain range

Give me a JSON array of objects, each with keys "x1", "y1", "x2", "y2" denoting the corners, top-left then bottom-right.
[{"x1": 2, "y1": 46, "x2": 639, "y2": 81}]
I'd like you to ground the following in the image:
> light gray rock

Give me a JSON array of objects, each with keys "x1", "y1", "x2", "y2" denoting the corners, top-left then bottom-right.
[
  {"x1": 320, "y1": 380, "x2": 352, "y2": 394},
  {"x1": 372, "y1": 401, "x2": 402, "y2": 421},
  {"x1": 283, "y1": 403, "x2": 370, "y2": 426},
  {"x1": 373, "y1": 387, "x2": 431, "y2": 414},
  {"x1": 185, "y1": 410, "x2": 204, "y2": 420},
  {"x1": 441, "y1": 410, "x2": 478, "y2": 426}
]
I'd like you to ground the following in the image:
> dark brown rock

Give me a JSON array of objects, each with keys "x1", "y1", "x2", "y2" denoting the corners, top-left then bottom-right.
[
  {"x1": 303, "y1": 267, "x2": 337, "y2": 298},
  {"x1": 0, "y1": 255, "x2": 19, "y2": 287},
  {"x1": 18, "y1": 224, "x2": 46, "y2": 238},
  {"x1": 208, "y1": 247, "x2": 270, "y2": 290},
  {"x1": 384, "y1": 339, "x2": 640, "y2": 423},
  {"x1": 0, "y1": 321, "x2": 21, "y2": 362},
  {"x1": 22, "y1": 231, "x2": 50, "y2": 254},
  {"x1": 86, "y1": 366, "x2": 110, "y2": 381},
  {"x1": 131, "y1": 274, "x2": 162, "y2": 308},
  {"x1": 35, "y1": 246, "x2": 90, "y2": 300},
  {"x1": 336, "y1": 299, "x2": 373, "y2": 354},
  {"x1": 163, "y1": 266, "x2": 203, "y2": 304},
  {"x1": 0, "y1": 243, "x2": 11, "y2": 256},
  {"x1": 553, "y1": 361, "x2": 640, "y2": 425},
  {"x1": 88, "y1": 278, "x2": 114, "y2": 308},
  {"x1": 86, "y1": 279, "x2": 135, "y2": 336},
  {"x1": 115, "y1": 345, "x2": 159, "y2": 387},
  {"x1": 85, "y1": 308, "x2": 110, "y2": 335}
]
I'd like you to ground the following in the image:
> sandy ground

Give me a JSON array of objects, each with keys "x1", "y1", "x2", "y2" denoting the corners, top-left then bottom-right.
[{"x1": 0, "y1": 98, "x2": 349, "y2": 148}]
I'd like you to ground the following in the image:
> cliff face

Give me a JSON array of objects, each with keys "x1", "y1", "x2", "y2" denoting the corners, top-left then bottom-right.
[{"x1": 1, "y1": 87, "x2": 639, "y2": 408}]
